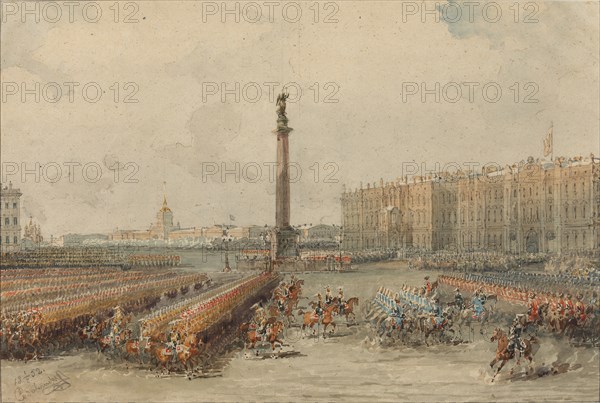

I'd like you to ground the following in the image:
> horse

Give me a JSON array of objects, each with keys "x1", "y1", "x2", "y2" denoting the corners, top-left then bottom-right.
[
  {"x1": 489, "y1": 328, "x2": 538, "y2": 382},
  {"x1": 267, "y1": 321, "x2": 285, "y2": 352},
  {"x1": 456, "y1": 304, "x2": 489, "y2": 340},
  {"x1": 287, "y1": 280, "x2": 304, "y2": 310},
  {"x1": 299, "y1": 304, "x2": 339, "y2": 338},
  {"x1": 242, "y1": 320, "x2": 285, "y2": 354},
  {"x1": 149, "y1": 335, "x2": 176, "y2": 374},
  {"x1": 123, "y1": 331, "x2": 152, "y2": 364},
  {"x1": 176, "y1": 333, "x2": 206, "y2": 375},
  {"x1": 341, "y1": 297, "x2": 359, "y2": 323},
  {"x1": 282, "y1": 300, "x2": 297, "y2": 326}
]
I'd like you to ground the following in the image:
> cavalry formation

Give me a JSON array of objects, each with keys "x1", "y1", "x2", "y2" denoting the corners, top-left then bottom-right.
[
  {"x1": 440, "y1": 272, "x2": 599, "y2": 342},
  {"x1": 239, "y1": 277, "x2": 360, "y2": 356},
  {"x1": 367, "y1": 268, "x2": 599, "y2": 380}
]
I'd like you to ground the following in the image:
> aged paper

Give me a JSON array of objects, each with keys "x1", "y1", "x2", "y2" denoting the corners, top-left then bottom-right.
[{"x1": 1, "y1": 1, "x2": 599, "y2": 402}]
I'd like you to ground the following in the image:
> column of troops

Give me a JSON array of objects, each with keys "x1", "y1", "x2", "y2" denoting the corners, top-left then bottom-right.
[
  {"x1": 140, "y1": 272, "x2": 278, "y2": 342},
  {"x1": 408, "y1": 251, "x2": 548, "y2": 272},
  {"x1": 1, "y1": 268, "x2": 208, "y2": 360},
  {"x1": 0, "y1": 247, "x2": 126, "y2": 268},
  {"x1": 128, "y1": 254, "x2": 181, "y2": 267}
]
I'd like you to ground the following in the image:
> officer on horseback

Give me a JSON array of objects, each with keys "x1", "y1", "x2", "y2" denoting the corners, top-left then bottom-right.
[
  {"x1": 253, "y1": 304, "x2": 268, "y2": 336},
  {"x1": 314, "y1": 293, "x2": 324, "y2": 318},
  {"x1": 325, "y1": 287, "x2": 333, "y2": 305},
  {"x1": 390, "y1": 301, "x2": 405, "y2": 329},
  {"x1": 472, "y1": 290, "x2": 485, "y2": 318},
  {"x1": 337, "y1": 287, "x2": 346, "y2": 315},
  {"x1": 454, "y1": 288, "x2": 464, "y2": 310},
  {"x1": 432, "y1": 298, "x2": 444, "y2": 327},
  {"x1": 507, "y1": 314, "x2": 526, "y2": 355}
]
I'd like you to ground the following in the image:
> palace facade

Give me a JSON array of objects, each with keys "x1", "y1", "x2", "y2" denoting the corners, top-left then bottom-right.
[
  {"x1": 341, "y1": 156, "x2": 600, "y2": 253},
  {"x1": 0, "y1": 182, "x2": 22, "y2": 253}
]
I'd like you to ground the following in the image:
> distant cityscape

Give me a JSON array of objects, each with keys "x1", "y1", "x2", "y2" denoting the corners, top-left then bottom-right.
[
  {"x1": 0, "y1": 182, "x2": 341, "y2": 252},
  {"x1": 3, "y1": 153, "x2": 599, "y2": 254}
]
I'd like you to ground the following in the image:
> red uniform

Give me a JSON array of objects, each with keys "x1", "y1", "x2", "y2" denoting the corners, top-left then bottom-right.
[{"x1": 528, "y1": 299, "x2": 540, "y2": 322}]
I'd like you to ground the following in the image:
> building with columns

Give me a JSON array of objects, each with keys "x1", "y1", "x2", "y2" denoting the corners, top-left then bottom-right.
[
  {"x1": 0, "y1": 182, "x2": 23, "y2": 253},
  {"x1": 341, "y1": 155, "x2": 600, "y2": 254}
]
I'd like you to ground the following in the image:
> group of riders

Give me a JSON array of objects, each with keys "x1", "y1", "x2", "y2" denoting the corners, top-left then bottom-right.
[
  {"x1": 242, "y1": 275, "x2": 358, "y2": 350},
  {"x1": 374, "y1": 277, "x2": 460, "y2": 342},
  {"x1": 440, "y1": 272, "x2": 599, "y2": 337}
]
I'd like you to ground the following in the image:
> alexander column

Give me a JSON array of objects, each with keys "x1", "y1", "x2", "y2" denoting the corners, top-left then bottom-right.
[{"x1": 271, "y1": 92, "x2": 299, "y2": 259}]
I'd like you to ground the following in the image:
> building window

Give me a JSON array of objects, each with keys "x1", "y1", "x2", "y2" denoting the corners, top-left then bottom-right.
[
  {"x1": 12, "y1": 202, "x2": 16, "y2": 209},
  {"x1": 13, "y1": 236, "x2": 17, "y2": 244},
  {"x1": 13, "y1": 217, "x2": 17, "y2": 225},
  {"x1": 4, "y1": 217, "x2": 8, "y2": 226},
  {"x1": 5, "y1": 236, "x2": 9, "y2": 244}
]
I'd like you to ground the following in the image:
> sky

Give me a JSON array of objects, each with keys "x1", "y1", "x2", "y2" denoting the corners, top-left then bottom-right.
[{"x1": 1, "y1": 0, "x2": 599, "y2": 237}]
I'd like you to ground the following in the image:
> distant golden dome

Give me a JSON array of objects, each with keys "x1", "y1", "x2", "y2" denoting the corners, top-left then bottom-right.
[{"x1": 160, "y1": 195, "x2": 172, "y2": 213}]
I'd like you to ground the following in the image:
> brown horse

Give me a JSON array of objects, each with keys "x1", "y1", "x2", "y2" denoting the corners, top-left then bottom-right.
[
  {"x1": 282, "y1": 300, "x2": 298, "y2": 325},
  {"x1": 287, "y1": 280, "x2": 304, "y2": 310},
  {"x1": 150, "y1": 336, "x2": 176, "y2": 374},
  {"x1": 242, "y1": 320, "x2": 285, "y2": 353},
  {"x1": 177, "y1": 333, "x2": 206, "y2": 374},
  {"x1": 299, "y1": 304, "x2": 339, "y2": 338},
  {"x1": 489, "y1": 328, "x2": 537, "y2": 382},
  {"x1": 123, "y1": 332, "x2": 152, "y2": 364},
  {"x1": 342, "y1": 297, "x2": 359, "y2": 323}
]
